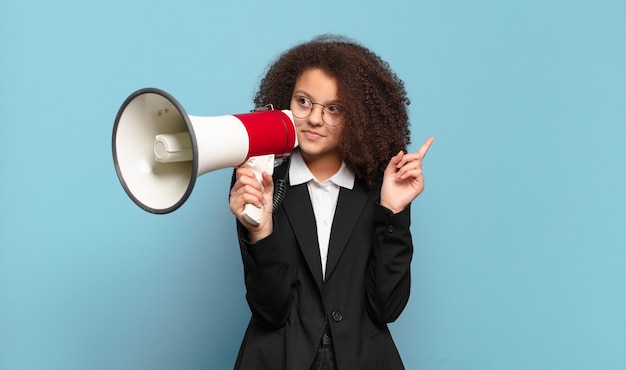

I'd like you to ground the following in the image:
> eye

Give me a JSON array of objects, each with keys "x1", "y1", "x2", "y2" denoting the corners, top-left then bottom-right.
[
  {"x1": 326, "y1": 104, "x2": 342, "y2": 115},
  {"x1": 295, "y1": 96, "x2": 311, "y2": 108}
]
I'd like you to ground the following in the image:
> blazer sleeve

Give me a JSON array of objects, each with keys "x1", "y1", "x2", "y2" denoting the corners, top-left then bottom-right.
[
  {"x1": 366, "y1": 202, "x2": 413, "y2": 324},
  {"x1": 237, "y1": 219, "x2": 296, "y2": 330}
]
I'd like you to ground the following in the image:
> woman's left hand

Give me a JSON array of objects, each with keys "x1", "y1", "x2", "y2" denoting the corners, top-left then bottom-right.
[{"x1": 380, "y1": 136, "x2": 435, "y2": 214}]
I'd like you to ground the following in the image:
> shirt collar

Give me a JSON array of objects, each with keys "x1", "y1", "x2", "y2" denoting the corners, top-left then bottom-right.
[{"x1": 289, "y1": 149, "x2": 355, "y2": 190}]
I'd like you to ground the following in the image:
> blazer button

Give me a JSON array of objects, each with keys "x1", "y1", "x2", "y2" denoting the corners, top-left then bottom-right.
[
  {"x1": 331, "y1": 311, "x2": 343, "y2": 322},
  {"x1": 387, "y1": 225, "x2": 395, "y2": 233}
]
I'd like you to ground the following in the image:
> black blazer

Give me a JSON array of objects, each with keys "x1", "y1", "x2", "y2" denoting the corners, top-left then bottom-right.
[{"x1": 234, "y1": 160, "x2": 413, "y2": 370}]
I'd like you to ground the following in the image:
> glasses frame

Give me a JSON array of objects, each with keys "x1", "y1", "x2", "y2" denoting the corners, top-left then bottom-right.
[{"x1": 290, "y1": 95, "x2": 343, "y2": 127}]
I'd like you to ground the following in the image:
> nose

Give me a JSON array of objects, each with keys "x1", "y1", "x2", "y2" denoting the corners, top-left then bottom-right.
[{"x1": 307, "y1": 104, "x2": 324, "y2": 126}]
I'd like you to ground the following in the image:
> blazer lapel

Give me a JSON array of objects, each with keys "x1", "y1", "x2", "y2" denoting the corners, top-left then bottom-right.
[
  {"x1": 324, "y1": 181, "x2": 370, "y2": 281},
  {"x1": 282, "y1": 183, "x2": 325, "y2": 290}
]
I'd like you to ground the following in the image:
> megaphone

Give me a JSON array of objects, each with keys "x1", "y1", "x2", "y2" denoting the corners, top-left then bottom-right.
[{"x1": 112, "y1": 88, "x2": 297, "y2": 223}]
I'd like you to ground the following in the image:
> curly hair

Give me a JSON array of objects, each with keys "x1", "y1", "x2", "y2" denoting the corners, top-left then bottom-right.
[{"x1": 254, "y1": 34, "x2": 411, "y2": 189}]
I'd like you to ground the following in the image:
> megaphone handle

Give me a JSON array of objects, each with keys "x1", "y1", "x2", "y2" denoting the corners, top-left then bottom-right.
[{"x1": 242, "y1": 155, "x2": 275, "y2": 226}]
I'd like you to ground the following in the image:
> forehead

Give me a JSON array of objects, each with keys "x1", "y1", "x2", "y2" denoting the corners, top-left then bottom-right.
[{"x1": 293, "y1": 68, "x2": 339, "y2": 102}]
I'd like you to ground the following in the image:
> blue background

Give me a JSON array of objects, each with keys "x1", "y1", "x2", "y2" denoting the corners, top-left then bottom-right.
[{"x1": 1, "y1": 0, "x2": 625, "y2": 369}]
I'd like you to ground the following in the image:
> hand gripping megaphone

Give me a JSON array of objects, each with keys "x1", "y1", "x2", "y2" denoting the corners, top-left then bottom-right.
[{"x1": 112, "y1": 88, "x2": 297, "y2": 224}]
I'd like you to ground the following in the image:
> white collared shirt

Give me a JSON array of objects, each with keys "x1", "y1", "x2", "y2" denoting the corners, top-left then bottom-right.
[{"x1": 289, "y1": 149, "x2": 355, "y2": 279}]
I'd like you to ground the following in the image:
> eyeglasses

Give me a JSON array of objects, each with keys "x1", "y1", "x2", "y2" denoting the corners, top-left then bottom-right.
[{"x1": 290, "y1": 95, "x2": 343, "y2": 127}]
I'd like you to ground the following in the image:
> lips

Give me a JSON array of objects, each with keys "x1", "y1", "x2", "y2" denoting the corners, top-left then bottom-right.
[{"x1": 302, "y1": 130, "x2": 324, "y2": 140}]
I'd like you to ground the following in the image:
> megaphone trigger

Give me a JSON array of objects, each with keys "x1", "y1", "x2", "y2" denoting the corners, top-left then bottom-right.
[{"x1": 241, "y1": 154, "x2": 276, "y2": 225}]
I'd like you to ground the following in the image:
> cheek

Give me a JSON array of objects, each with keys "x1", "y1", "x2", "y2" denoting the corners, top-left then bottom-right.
[{"x1": 329, "y1": 127, "x2": 343, "y2": 144}]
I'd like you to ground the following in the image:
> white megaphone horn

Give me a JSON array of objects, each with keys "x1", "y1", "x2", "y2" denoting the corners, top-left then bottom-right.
[{"x1": 112, "y1": 88, "x2": 297, "y2": 224}]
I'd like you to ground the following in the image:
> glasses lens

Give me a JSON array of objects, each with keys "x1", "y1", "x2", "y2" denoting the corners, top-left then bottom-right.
[
  {"x1": 321, "y1": 105, "x2": 341, "y2": 127},
  {"x1": 291, "y1": 96, "x2": 311, "y2": 119}
]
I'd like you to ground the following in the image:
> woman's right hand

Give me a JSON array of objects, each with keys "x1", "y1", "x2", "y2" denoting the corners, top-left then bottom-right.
[{"x1": 229, "y1": 165, "x2": 274, "y2": 243}]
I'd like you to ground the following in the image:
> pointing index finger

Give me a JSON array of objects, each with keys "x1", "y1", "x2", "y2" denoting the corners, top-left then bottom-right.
[{"x1": 417, "y1": 136, "x2": 435, "y2": 159}]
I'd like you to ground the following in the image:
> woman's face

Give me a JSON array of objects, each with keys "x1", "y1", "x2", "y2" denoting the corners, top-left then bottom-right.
[{"x1": 290, "y1": 68, "x2": 343, "y2": 162}]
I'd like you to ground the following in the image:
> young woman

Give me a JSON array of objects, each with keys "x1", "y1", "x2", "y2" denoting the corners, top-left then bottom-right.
[{"x1": 229, "y1": 34, "x2": 434, "y2": 370}]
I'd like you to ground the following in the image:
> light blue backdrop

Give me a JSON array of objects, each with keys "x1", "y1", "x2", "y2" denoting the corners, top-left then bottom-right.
[{"x1": 1, "y1": 0, "x2": 625, "y2": 369}]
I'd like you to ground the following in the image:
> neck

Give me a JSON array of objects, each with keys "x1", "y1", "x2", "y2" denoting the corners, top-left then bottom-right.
[{"x1": 301, "y1": 151, "x2": 343, "y2": 183}]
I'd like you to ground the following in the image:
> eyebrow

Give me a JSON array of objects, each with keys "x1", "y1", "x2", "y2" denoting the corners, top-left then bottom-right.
[{"x1": 292, "y1": 90, "x2": 342, "y2": 105}]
